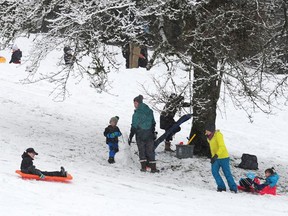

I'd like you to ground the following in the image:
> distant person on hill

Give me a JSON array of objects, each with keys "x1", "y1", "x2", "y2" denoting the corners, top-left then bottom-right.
[
  {"x1": 205, "y1": 123, "x2": 237, "y2": 193},
  {"x1": 63, "y1": 46, "x2": 74, "y2": 65},
  {"x1": 128, "y1": 95, "x2": 159, "y2": 173},
  {"x1": 103, "y1": 116, "x2": 122, "y2": 164},
  {"x1": 122, "y1": 43, "x2": 148, "y2": 69},
  {"x1": 20, "y1": 148, "x2": 67, "y2": 179},
  {"x1": 9, "y1": 45, "x2": 22, "y2": 64},
  {"x1": 160, "y1": 93, "x2": 190, "y2": 152},
  {"x1": 254, "y1": 167, "x2": 279, "y2": 195}
]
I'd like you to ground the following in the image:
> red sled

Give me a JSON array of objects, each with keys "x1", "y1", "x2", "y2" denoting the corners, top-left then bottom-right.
[
  {"x1": 15, "y1": 170, "x2": 73, "y2": 182},
  {"x1": 237, "y1": 185, "x2": 277, "y2": 195}
]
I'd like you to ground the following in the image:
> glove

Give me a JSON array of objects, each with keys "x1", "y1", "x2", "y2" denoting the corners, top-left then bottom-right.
[
  {"x1": 128, "y1": 138, "x2": 132, "y2": 146},
  {"x1": 210, "y1": 154, "x2": 218, "y2": 164},
  {"x1": 39, "y1": 173, "x2": 46, "y2": 179}
]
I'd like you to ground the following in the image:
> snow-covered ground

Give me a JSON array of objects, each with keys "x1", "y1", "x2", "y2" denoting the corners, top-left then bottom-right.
[{"x1": 0, "y1": 37, "x2": 288, "y2": 216}]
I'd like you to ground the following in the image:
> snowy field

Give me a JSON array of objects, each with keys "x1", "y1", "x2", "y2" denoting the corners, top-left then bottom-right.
[{"x1": 0, "y1": 37, "x2": 288, "y2": 216}]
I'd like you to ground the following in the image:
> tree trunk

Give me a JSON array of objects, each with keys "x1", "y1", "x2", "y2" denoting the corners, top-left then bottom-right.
[{"x1": 189, "y1": 43, "x2": 221, "y2": 157}]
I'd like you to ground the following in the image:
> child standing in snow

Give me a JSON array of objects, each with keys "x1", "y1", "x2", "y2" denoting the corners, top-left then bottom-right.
[
  {"x1": 20, "y1": 148, "x2": 67, "y2": 179},
  {"x1": 254, "y1": 167, "x2": 279, "y2": 195},
  {"x1": 9, "y1": 44, "x2": 22, "y2": 64},
  {"x1": 104, "y1": 116, "x2": 122, "y2": 164}
]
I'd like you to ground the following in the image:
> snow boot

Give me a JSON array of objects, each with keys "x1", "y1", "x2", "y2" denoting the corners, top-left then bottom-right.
[
  {"x1": 140, "y1": 161, "x2": 147, "y2": 172},
  {"x1": 150, "y1": 162, "x2": 160, "y2": 173},
  {"x1": 164, "y1": 141, "x2": 174, "y2": 152},
  {"x1": 60, "y1": 166, "x2": 67, "y2": 177},
  {"x1": 108, "y1": 157, "x2": 115, "y2": 164}
]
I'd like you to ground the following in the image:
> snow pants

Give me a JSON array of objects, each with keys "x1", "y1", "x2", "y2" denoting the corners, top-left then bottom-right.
[
  {"x1": 107, "y1": 142, "x2": 119, "y2": 158},
  {"x1": 211, "y1": 157, "x2": 237, "y2": 191},
  {"x1": 136, "y1": 139, "x2": 155, "y2": 162}
]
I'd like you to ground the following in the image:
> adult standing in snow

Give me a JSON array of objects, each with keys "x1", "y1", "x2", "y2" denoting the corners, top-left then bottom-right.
[
  {"x1": 63, "y1": 46, "x2": 74, "y2": 65},
  {"x1": 205, "y1": 123, "x2": 237, "y2": 193},
  {"x1": 9, "y1": 44, "x2": 22, "y2": 64},
  {"x1": 160, "y1": 94, "x2": 190, "y2": 152},
  {"x1": 128, "y1": 95, "x2": 159, "y2": 173}
]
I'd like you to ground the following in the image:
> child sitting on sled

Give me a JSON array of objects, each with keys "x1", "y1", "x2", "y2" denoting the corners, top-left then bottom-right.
[
  {"x1": 254, "y1": 167, "x2": 279, "y2": 195},
  {"x1": 103, "y1": 116, "x2": 122, "y2": 164},
  {"x1": 239, "y1": 172, "x2": 260, "y2": 192},
  {"x1": 20, "y1": 148, "x2": 67, "y2": 179}
]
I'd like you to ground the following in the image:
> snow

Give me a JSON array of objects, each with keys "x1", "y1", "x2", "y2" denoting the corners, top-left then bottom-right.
[{"x1": 1, "y1": 37, "x2": 288, "y2": 216}]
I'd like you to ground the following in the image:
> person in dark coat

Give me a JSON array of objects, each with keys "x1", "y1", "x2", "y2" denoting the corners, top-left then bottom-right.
[
  {"x1": 9, "y1": 45, "x2": 22, "y2": 64},
  {"x1": 160, "y1": 94, "x2": 190, "y2": 151},
  {"x1": 103, "y1": 116, "x2": 122, "y2": 164},
  {"x1": 63, "y1": 46, "x2": 74, "y2": 65},
  {"x1": 128, "y1": 95, "x2": 159, "y2": 173},
  {"x1": 138, "y1": 46, "x2": 148, "y2": 68},
  {"x1": 20, "y1": 148, "x2": 67, "y2": 179}
]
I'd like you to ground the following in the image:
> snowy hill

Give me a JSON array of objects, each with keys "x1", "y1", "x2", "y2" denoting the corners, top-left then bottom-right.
[{"x1": 0, "y1": 37, "x2": 288, "y2": 216}]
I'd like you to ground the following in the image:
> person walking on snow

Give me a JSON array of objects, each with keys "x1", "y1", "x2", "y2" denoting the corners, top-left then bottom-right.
[
  {"x1": 103, "y1": 116, "x2": 122, "y2": 164},
  {"x1": 205, "y1": 123, "x2": 237, "y2": 193},
  {"x1": 160, "y1": 93, "x2": 190, "y2": 152},
  {"x1": 9, "y1": 44, "x2": 22, "y2": 64},
  {"x1": 128, "y1": 95, "x2": 159, "y2": 173},
  {"x1": 20, "y1": 148, "x2": 67, "y2": 179}
]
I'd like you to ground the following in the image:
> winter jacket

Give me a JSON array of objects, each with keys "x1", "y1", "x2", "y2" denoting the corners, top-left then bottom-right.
[
  {"x1": 9, "y1": 49, "x2": 22, "y2": 64},
  {"x1": 104, "y1": 125, "x2": 122, "y2": 144},
  {"x1": 160, "y1": 95, "x2": 190, "y2": 130},
  {"x1": 264, "y1": 173, "x2": 279, "y2": 188},
  {"x1": 130, "y1": 102, "x2": 156, "y2": 141},
  {"x1": 20, "y1": 152, "x2": 34, "y2": 172},
  {"x1": 207, "y1": 130, "x2": 229, "y2": 159}
]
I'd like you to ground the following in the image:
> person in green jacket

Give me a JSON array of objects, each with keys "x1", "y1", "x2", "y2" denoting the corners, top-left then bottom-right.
[
  {"x1": 128, "y1": 95, "x2": 159, "y2": 173},
  {"x1": 205, "y1": 123, "x2": 237, "y2": 193}
]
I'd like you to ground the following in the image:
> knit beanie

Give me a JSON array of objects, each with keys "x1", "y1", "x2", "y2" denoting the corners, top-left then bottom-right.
[
  {"x1": 12, "y1": 44, "x2": 18, "y2": 51},
  {"x1": 133, "y1": 95, "x2": 143, "y2": 104},
  {"x1": 110, "y1": 116, "x2": 119, "y2": 124}
]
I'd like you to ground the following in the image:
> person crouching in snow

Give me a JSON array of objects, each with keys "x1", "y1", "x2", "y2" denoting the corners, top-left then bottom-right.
[
  {"x1": 205, "y1": 123, "x2": 238, "y2": 193},
  {"x1": 9, "y1": 44, "x2": 22, "y2": 64},
  {"x1": 254, "y1": 167, "x2": 279, "y2": 195},
  {"x1": 20, "y1": 148, "x2": 67, "y2": 179},
  {"x1": 104, "y1": 116, "x2": 122, "y2": 164}
]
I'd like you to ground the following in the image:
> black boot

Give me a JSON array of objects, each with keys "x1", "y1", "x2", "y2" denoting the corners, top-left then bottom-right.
[
  {"x1": 140, "y1": 161, "x2": 147, "y2": 172},
  {"x1": 150, "y1": 162, "x2": 160, "y2": 173},
  {"x1": 108, "y1": 157, "x2": 115, "y2": 164},
  {"x1": 164, "y1": 141, "x2": 174, "y2": 152},
  {"x1": 60, "y1": 166, "x2": 67, "y2": 177}
]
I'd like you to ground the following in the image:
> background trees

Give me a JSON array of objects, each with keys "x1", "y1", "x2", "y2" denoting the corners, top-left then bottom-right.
[{"x1": 1, "y1": 0, "x2": 287, "y2": 156}]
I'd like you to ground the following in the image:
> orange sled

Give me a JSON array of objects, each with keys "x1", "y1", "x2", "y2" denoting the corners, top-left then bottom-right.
[{"x1": 16, "y1": 170, "x2": 73, "y2": 182}]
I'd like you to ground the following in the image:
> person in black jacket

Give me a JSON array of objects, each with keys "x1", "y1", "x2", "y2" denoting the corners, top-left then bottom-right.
[
  {"x1": 63, "y1": 46, "x2": 74, "y2": 65},
  {"x1": 103, "y1": 116, "x2": 122, "y2": 164},
  {"x1": 160, "y1": 94, "x2": 190, "y2": 152},
  {"x1": 20, "y1": 148, "x2": 67, "y2": 179},
  {"x1": 9, "y1": 45, "x2": 22, "y2": 64}
]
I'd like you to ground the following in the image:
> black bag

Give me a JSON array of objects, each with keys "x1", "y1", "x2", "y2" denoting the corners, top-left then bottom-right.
[{"x1": 237, "y1": 153, "x2": 258, "y2": 170}]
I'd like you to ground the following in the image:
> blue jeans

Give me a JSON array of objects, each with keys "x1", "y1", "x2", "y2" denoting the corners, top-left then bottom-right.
[
  {"x1": 108, "y1": 142, "x2": 119, "y2": 158},
  {"x1": 211, "y1": 157, "x2": 237, "y2": 191}
]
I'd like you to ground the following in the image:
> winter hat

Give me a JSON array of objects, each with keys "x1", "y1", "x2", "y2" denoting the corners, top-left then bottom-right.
[
  {"x1": 246, "y1": 172, "x2": 256, "y2": 180},
  {"x1": 26, "y1": 148, "x2": 38, "y2": 155},
  {"x1": 110, "y1": 116, "x2": 119, "y2": 124},
  {"x1": 133, "y1": 95, "x2": 143, "y2": 104},
  {"x1": 12, "y1": 44, "x2": 18, "y2": 51},
  {"x1": 205, "y1": 122, "x2": 216, "y2": 132}
]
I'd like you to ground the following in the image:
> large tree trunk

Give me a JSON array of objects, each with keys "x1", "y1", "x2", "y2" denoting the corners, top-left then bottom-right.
[{"x1": 189, "y1": 43, "x2": 221, "y2": 157}]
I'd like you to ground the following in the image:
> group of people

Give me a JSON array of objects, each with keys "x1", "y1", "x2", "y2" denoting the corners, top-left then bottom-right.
[{"x1": 18, "y1": 90, "x2": 279, "y2": 193}]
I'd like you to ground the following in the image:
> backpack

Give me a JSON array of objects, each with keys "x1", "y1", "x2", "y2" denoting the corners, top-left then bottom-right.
[{"x1": 237, "y1": 153, "x2": 258, "y2": 170}]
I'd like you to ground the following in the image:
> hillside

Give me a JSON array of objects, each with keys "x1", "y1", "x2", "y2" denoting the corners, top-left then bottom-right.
[{"x1": 0, "y1": 37, "x2": 288, "y2": 216}]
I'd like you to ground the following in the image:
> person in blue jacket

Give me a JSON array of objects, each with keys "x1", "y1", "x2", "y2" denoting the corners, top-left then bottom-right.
[
  {"x1": 254, "y1": 167, "x2": 279, "y2": 191},
  {"x1": 104, "y1": 116, "x2": 122, "y2": 164}
]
